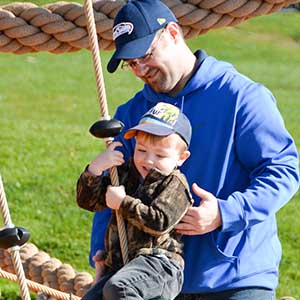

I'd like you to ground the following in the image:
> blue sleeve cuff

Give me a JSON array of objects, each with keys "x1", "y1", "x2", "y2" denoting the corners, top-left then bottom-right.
[{"x1": 218, "y1": 194, "x2": 247, "y2": 234}]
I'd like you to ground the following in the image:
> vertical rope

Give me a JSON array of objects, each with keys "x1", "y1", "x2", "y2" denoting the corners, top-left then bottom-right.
[
  {"x1": 83, "y1": 0, "x2": 109, "y2": 118},
  {"x1": 0, "y1": 176, "x2": 31, "y2": 300},
  {"x1": 83, "y1": 0, "x2": 129, "y2": 265}
]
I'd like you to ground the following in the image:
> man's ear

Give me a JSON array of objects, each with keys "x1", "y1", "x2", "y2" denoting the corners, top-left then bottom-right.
[
  {"x1": 165, "y1": 22, "x2": 181, "y2": 41},
  {"x1": 177, "y1": 150, "x2": 191, "y2": 167}
]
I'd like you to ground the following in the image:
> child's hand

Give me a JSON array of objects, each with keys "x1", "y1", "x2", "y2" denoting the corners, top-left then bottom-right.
[
  {"x1": 106, "y1": 185, "x2": 126, "y2": 210},
  {"x1": 88, "y1": 141, "x2": 124, "y2": 176}
]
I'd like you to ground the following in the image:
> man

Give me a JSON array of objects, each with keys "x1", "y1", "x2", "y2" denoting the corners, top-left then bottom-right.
[{"x1": 88, "y1": 0, "x2": 300, "y2": 299}]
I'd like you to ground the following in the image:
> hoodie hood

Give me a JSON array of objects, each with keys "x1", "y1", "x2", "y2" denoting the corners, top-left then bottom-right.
[{"x1": 142, "y1": 50, "x2": 236, "y2": 104}]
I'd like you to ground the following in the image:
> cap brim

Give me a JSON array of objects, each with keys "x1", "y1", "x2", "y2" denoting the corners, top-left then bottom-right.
[
  {"x1": 124, "y1": 123, "x2": 174, "y2": 140},
  {"x1": 107, "y1": 32, "x2": 156, "y2": 73}
]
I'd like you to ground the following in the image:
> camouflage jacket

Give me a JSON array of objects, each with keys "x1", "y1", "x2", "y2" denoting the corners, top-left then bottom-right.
[{"x1": 76, "y1": 159, "x2": 193, "y2": 270}]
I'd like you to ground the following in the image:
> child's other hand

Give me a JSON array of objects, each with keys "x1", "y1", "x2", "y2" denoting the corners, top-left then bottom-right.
[
  {"x1": 106, "y1": 185, "x2": 126, "y2": 210},
  {"x1": 88, "y1": 141, "x2": 124, "y2": 176}
]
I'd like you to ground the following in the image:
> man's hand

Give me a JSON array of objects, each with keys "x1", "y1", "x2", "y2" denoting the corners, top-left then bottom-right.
[
  {"x1": 175, "y1": 183, "x2": 222, "y2": 235},
  {"x1": 106, "y1": 185, "x2": 126, "y2": 210},
  {"x1": 92, "y1": 250, "x2": 106, "y2": 284},
  {"x1": 88, "y1": 141, "x2": 124, "y2": 176}
]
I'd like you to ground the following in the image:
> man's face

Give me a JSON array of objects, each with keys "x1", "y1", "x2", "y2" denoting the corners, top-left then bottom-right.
[{"x1": 123, "y1": 26, "x2": 184, "y2": 95}]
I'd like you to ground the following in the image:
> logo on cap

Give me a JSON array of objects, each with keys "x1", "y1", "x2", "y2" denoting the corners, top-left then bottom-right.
[
  {"x1": 157, "y1": 18, "x2": 167, "y2": 25},
  {"x1": 144, "y1": 102, "x2": 179, "y2": 127},
  {"x1": 124, "y1": 102, "x2": 192, "y2": 146},
  {"x1": 112, "y1": 22, "x2": 134, "y2": 40}
]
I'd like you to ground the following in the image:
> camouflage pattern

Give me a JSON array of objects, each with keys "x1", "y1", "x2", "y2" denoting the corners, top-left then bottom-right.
[{"x1": 77, "y1": 159, "x2": 193, "y2": 271}]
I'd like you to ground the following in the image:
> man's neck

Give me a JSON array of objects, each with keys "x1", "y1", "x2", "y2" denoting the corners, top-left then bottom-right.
[{"x1": 168, "y1": 51, "x2": 197, "y2": 97}]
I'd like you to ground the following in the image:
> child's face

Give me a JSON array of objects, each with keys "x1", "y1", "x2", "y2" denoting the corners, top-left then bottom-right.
[{"x1": 133, "y1": 132, "x2": 190, "y2": 179}]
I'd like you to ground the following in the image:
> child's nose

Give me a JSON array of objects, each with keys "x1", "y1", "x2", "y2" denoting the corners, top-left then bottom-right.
[{"x1": 145, "y1": 153, "x2": 155, "y2": 164}]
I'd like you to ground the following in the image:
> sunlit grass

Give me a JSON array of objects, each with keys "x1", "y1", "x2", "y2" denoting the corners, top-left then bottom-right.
[{"x1": 0, "y1": 5, "x2": 299, "y2": 299}]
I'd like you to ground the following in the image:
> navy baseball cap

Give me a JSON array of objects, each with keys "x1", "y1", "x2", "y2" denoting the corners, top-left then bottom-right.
[
  {"x1": 124, "y1": 102, "x2": 192, "y2": 146},
  {"x1": 107, "y1": 0, "x2": 177, "y2": 73}
]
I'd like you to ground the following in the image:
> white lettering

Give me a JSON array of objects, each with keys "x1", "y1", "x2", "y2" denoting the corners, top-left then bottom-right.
[{"x1": 112, "y1": 22, "x2": 134, "y2": 40}]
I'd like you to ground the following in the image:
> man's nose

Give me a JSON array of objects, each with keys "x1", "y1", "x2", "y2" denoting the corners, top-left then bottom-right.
[{"x1": 133, "y1": 63, "x2": 150, "y2": 77}]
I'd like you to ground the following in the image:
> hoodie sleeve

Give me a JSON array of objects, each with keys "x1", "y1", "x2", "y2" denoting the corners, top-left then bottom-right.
[
  {"x1": 219, "y1": 83, "x2": 299, "y2": 233},
  {"x1": 89, "y1": 209, "x2": 111, "y2": 267}
]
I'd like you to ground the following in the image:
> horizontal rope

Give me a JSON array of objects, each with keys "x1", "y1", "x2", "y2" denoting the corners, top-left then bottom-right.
[
  {"x1": 0, "y1": 243, "x2": 94, "y2": 298},
  {"x1": 0, "y1": 268, "x2": 80, "y2": 300},
  {"x1": 0, "y1": 0, "x2": 299, "y2": 54}
]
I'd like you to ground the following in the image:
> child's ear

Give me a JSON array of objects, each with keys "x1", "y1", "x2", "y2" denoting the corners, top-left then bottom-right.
[{"x1": 177, "y1": 150, "x2": 190, "y2": 167}]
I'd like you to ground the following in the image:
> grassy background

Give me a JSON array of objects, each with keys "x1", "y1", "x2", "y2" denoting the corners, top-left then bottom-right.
[{"x1": 0, "y1": 1, "x2": 300, "y2": 298}]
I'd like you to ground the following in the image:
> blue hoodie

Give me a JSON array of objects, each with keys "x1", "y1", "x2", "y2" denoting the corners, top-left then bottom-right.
[{"x1": 89, "y1": 50, "x2": 299, "y2": 293}]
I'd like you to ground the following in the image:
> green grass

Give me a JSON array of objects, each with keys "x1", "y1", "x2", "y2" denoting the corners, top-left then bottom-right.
[{"x1": 0, "y1": 3, "x2": 300, "y2": 299}]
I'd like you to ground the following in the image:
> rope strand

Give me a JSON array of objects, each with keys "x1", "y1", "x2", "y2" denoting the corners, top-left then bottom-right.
[
  {"x1": 83, "y1": 0, "x2": 129, "y2": 265},
  {"x1": 0, "y1": 268, "x2": 80, "y2": 300},
  {"x1": 0, "y1": 176, "x2": 31, "y2": 300}
]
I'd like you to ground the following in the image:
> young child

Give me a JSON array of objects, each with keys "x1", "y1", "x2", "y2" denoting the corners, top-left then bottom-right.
[{"x1": 77, "y1": 102, "x2": 193, "y2": 300}]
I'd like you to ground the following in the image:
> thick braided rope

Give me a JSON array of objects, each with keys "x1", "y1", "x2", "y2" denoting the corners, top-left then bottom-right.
[
  {"x1": 0, "y1": 0, "x2": 299, "y2": 54},
  {"x1": 84, "y1": 0, "x2": 129, "y2": 264},
  {"x1": 0, "y1": 179, "x2": 92, "y2": 298},
  {"x1": 0, "y1": 268, "x2": 80, "y2": 300},
  {"x1": 0, "y1": 176, "x2": 31, "y2": 300},
  {"x1": 0, "y1": 242, "x2": 94, "y2": 297}
]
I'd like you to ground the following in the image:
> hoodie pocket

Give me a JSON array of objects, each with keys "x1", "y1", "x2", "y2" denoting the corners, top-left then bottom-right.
[{"x1": 184, "y1": 232, "x2": 240, "y2": 289}]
